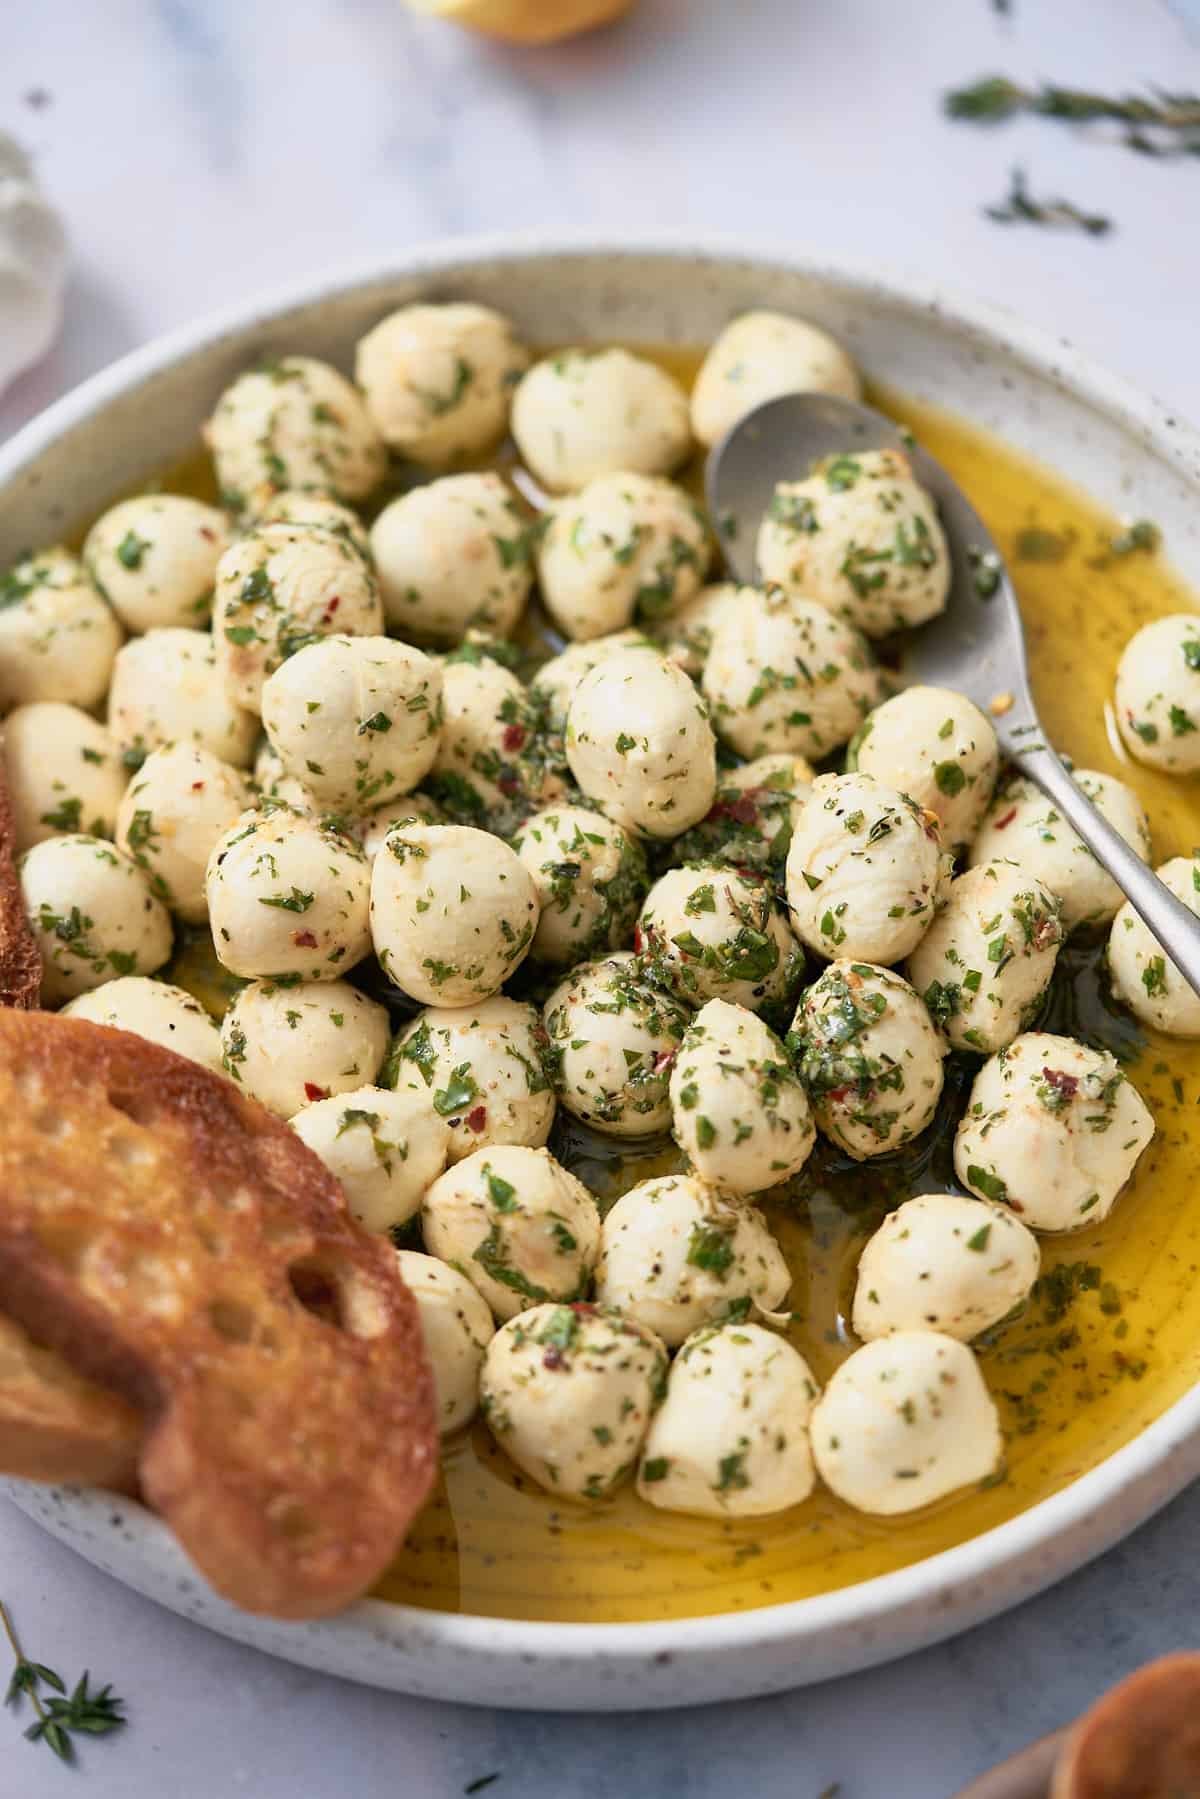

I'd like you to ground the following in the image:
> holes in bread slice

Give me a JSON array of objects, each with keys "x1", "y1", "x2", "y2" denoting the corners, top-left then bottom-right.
[{"x1": 287, "y1": 1250, "x2": 389, "y2": 1341}]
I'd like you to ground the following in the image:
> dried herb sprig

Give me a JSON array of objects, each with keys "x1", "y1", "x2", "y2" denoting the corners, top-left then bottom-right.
[
  {"x1": 985, "y1": 167, "x2": 1112, "y2": 235},
  {"x1": 2, "y1": 1599, "x2": 127, "y2": 1763},
  {"x1": 947, "y1": 75, "x2": 1200, "y2": 154}
]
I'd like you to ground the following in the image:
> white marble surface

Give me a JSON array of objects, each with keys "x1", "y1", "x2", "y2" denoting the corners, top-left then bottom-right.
[{"x1": 2, "y1": 0, "x2": 1200, "y2": 1792}]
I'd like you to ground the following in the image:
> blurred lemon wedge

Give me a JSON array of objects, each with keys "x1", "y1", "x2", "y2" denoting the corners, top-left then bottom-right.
[{"x1": 403, "y1": 0, "x2": 637, "y2": 45}]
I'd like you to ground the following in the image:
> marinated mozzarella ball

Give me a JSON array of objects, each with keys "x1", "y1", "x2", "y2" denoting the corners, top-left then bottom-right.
[
  {"x1": 481, "y1": 1303, "x2": 668, "y2": 1500},
  {"x1": 1108, "y1": 856, "x2": 1200, "y2": 1037},
  {"x1": 213, "y1": 521, "x2": 384, "y2": 713},
  {"x1": 430, "y1": 657, "x2": 565, "y2": 835},
  {"x1": 204, "y1": 354, "x2": 386, "y2": 512},
  {"x1": 791, "y1": 961, "x2": 945, "y2": 1161},
  {"x1": 83, "y1": 494, "x2": 230, "y2": 632},
  {"x1": 690, "y1": 310, "x2": 861, "y2": 448},
  {"x1": 653, "y1": 581, "x2": 745, "y2": 678},
  {"x1": 543, "y1": 952, "x2": 690, "y2": 1137},
  {"x1": 669, "y1": 999, "x2": 814, "y2": 1194},
  {"x1": 358, "y1": 791, "x2": 444, "y2": 860},
  {"x1": 1114, "y1": 614, "x2": 1200, "y2": 772},
  {"x1": 786, "y1": 772, "x2": 949, "y2": 965},
  {"x1": 811, "y1": 1332, "x2": 1002, "y2": 1515},
  {"x1": 251, "y1": 737, "x2": 319, "y2": 813},
  {"x1": 369, "y1": 821, "x2": 537, "y2": 1005},
  {"x1": 536, "y1": 473, "x2": 708, "y2": 641},
  {"x1": 638, "y1": 864, "x2": 803, "y2": 1015},
  {"x1": 512, "y1": 349, "x2": 692, "y2": 493},
  {"x1": 971, "y1": 767, "x2": 1151, "y2": 931},
  {"x1": 701, "y1": 587, "x2": 882, "y2": 762},
  {"x1": 256, "y1": 489, "x2": 372, "y2": 559},
  {"x1": 394, "y1": 1251, "x2": 494, "y2": 1435},
  {"x1": 513, "y1": 804, "x2": 648, "y2": 967},
  {"x1": 0, "y1": 548, "x2": 122, "y2": 712},
  {"x1": 20, "y1": 835, "x2": 172, "y2": 1004},
  {"x1": 116, "y1": 742, "x2": 251, "y2": 923},
  {"x1": 530, "y1": 630, "x2": 654, "y2": 730},
  {"x1": 383, "y1": 996, "x2": 555, "y2": 1164},
  {"x1": 637, "y1": 1323, "x2": 818, "y2": 1517},
  {"x1": 370, "y1": 473, "x2": 534, "y2": 644},
  {"x1": 261, "y1": 634, "x2": 442, "y2": 815},
  {"x1": 852, "y1": 1193, "x2": 1040, "y2": 1342},
  {"x1": 848, "y1": 686, "x2": 1000, "y2": 854},
  {"x1": 596, "y1": 1174, "x2": 790, "y2": 1348},
  {"x1": 289, "y1": 1084, "x2": 451, "y2": 1233},
  {"x1": 62, "y1": 976, "x2": 224, "y2": 1074},
  {"x1": 221, "y1": 978, "x2": 388, "y2": 1116},
  {"x1": 955, "y1": 1031, "x2": 1155, "y2": 1232},
  {"x1": 757, "y1": 449, "x2": 951, "y2": 639},
  {"x1": 565, "y1": 647, "x2": 717, "y2": 839},
  {"x1": 422, "y1": 1145, "x2": 600, "y2": 1322},
  {"x1": 908, "y1": 861, "x2": 1064, "y2": 1054},
  {"x1": 206, "y1": 806, "x2": 371, "y2": 981},
  {"x1": 2, "y1": 702, "x2": 127, "y2": 851},
  {"x1": 674, "y1": 752, "x2": 815, "y2": 875},
  {"x1": 355, "y1": 302, "x2": 529, "y2": 467},
  {"x1": 107, "y1": 628, "x2": 258, "y2": 769}
]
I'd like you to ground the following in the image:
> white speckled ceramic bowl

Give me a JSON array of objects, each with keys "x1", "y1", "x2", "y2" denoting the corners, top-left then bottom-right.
[{"x1": 3, "y1": 238, "x2": 1200, "y2": 1711}]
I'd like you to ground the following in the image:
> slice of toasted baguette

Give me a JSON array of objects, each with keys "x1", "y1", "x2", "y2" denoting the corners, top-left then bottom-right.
[
  {"x1": 0, "y1": 1010, "x2": 438, "y2": 1619},
  {"x1": 0, "y1": 1309, "x2": 141, "y2": 1491},
  {"x1": 0, "y1": 761, "x2": 40, "y2": 1008}
]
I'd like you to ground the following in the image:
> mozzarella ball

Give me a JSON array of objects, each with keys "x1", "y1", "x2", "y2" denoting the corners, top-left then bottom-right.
[
  {"x1": 422, "y1": 1144, "x2": 600, "y2": 1322},
  {"x1": 355, "y1": 302, "x2": 529, "y2": 467},
  {"x1": 20, "y1": 834, "x2": 172, "y2": 1004},
  {"x1": 596, "y1": 1174, "x2": 790, "y2": 1348},
  {"x1": 848, "y1": 686, "x2": 1000, "y2": 854},
  {"x1": 786, "y1": 772, "x2": 950, "y2": 965},
  {"x1": 2, "y1": 702, "x2": 127, "y2": 851},
  {"x1": 83, "y1": 494, "x2": 230, "y2": 632},
  {"x1": 565, "y1": 647, "x2": 717, "y2": 839},
  {"x1": 701, "y1": 586, "x2": 882, "y2": 761},
  {"x1": 513, "y1": 803, "x2": 648, "y2": 968},
  {"x1": 369, "y1": 821, "x2": 537, "y2": 1005},
  {"x1": 543, "y1": 952, "x2": 690, "y2": 1137},
  {"x1": 383, "y1": 996, "x2": 555, "y2": 1164},
  {"x1": 908, "y1": 860, "x2": 1064, "y2": 1053},
  {"x1": 370, "y1": 472, "x2": 534, "y2": 644},
  {"x1": 971, "y1": 767, "x2": 1151, "y2": 931},
  {"x1": 256, "y1": 489, "x2": 372, "y2": 559},
  {"x1": 757, "y1": 449, "x2": 950, "y2": 638},
  {"x1": 791, "y1": 961, "x2": 945, "y2": 1160},
  {"x1": 1114, "y1": 614, "x2": 1200, "y2": 772},
  {"x1": 638, "y1": 1323, "x2": 818, "y2": 1517},
  {"x1": 430, "y1": 657, "x2": 566, "y2": 836},
  {"x1": 206, "y1": 805, "x2": 371, "y2": 981},
  {"x1": 852, "y1": 1193, "x2": 1040, "y2": 1342},
  {"x1": 1108, "y1": 856, "x2": 1200, "y2": 1037},
  {"x1": 358, "y1": 791, "x2": 443, "y2": 860},
  {"x1": 481, "y1": 1302, "x2": 668, "y2": 1499},
  {"x1": 669, "y1": 998, "x2": 814, "y2": 1194},
  {"x1": 62, "y1": 975, "x2": 224, "y2": 1075},
  {"x1": 394, "y1": 1251, "x2": 494, "y2": 1435},
  {"x1": 811, "y1": 1332, "x2": 1001, "y2": 1515},
  {"x1": 530, "y1": 630, "x2": 655, "y2": 731},
  {"x1": 213, "y1": 521, "x2": 384, "y2": 713},
  {"x1": 654, "y1": 581, "x2": 746, "y2": 678},
  {"x1": 289, "y1": 1084, "x2": 451, "y2": 1233},
  {"x1": 638, "y1": 863, "x2": 803, "y2": 1015},
  {"x1": 261, "y1": 634, "x2": 442, "y2": 815},
  {"x1": 204, "y1": 354, "x2": 385, "y2": 512},
  {"x1": 220, "y1": 977, "x2": 389, "y2": 1117},
  {"x1": 674, "y1": 752, "x2": 815, "y2": 875},
  {"x1": 690, "y1": 310, "x2": 861, "y2": 448},
  {"x1": 0, "y1": 547, "x2": 122, "y2": 711},
  {"x1": 107, "y1": 627, "x2": 258, "y2": 769},
  {"x1": 955, "y1": 1031, "x2": 1155, "y2": 1232},
  {"x1": 251, "y1": 736, "x2": 319, "y2": 813},
  {"x1": 116, "y1": 742, "x2": 251, "y2": 923},
  {"x1": 512, "y1": 349, "x2": 692, "y2": 493},
  {"x1": 536, "y1": 473, "x2": 708, "y2": 641}
]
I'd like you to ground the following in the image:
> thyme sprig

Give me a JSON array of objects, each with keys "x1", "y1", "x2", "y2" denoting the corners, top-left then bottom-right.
[
  {"x1": 985, "y1": 166, "x2": 1112, "y2": 235},
  {"x1": 2, "y1": 1599, "x2": 127, "y2": 1763},
  {"x1": 947, "y1": 75, "x2": 1200, "y2": 154}
]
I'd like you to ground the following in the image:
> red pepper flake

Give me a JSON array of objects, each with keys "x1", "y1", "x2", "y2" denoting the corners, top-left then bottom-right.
[
  {"x1": 1042, "y1": 1066, "x2": 1079, "y2": 1100},
  {"x1": 293, "y1": 929, "x2": 319, "y2": 948},
  {"x1": 304, "y1": 1081, "x2": 329, "y2": 1102},
  {"x1": 653, "y1": 1048, "x2": 676, "y2": 1074},
  {"x1": 542, "y1": 1346, "x2": 566, "y2": 1371},
  {"x1": 497, "y1": 773, "x2": 520, "y2": 796},
  {"x1": 321, "y1": 595, "x2": 341, "y2": 622},
  {"x1": 466, "y1": 1104, "x2": 487, "y2": 1132},
  {"x1": 199, "y1": 526, "x2": 217, "y2": 542},
  {"x1": 191, "y1": 780, "x2": 206, "y2": 791},
  {"x1": 729, "y1": 794, "x2": 759, "y2": 827},
  {"x1": 570, "y1": 1302, "x2": 599, "y2": 1317},
  {"x1": 992, "y1": 807, "x2": 1018, "y2": 831},
  {"x1": 501, "y1": 723, "x2": 527, "y2": 752},
  {"x1": 633, "y1": 926, "x2": 645, "y2": 954}
]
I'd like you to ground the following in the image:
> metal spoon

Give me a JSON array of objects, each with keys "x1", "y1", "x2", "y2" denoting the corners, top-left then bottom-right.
[{"x1": 706, "y1": 391, "x2": 1200, "y2": 999}]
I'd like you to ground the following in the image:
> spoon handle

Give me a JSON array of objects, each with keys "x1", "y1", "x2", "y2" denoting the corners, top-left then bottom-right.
[{"x1": 1018, "y1": 743, "x2": 1200, "y2": 1000}]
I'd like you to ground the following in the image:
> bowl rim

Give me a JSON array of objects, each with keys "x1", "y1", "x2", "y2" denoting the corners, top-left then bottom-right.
[{"x1": 4, "y1": 229, "x2": 1200, "y2": 1672}]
